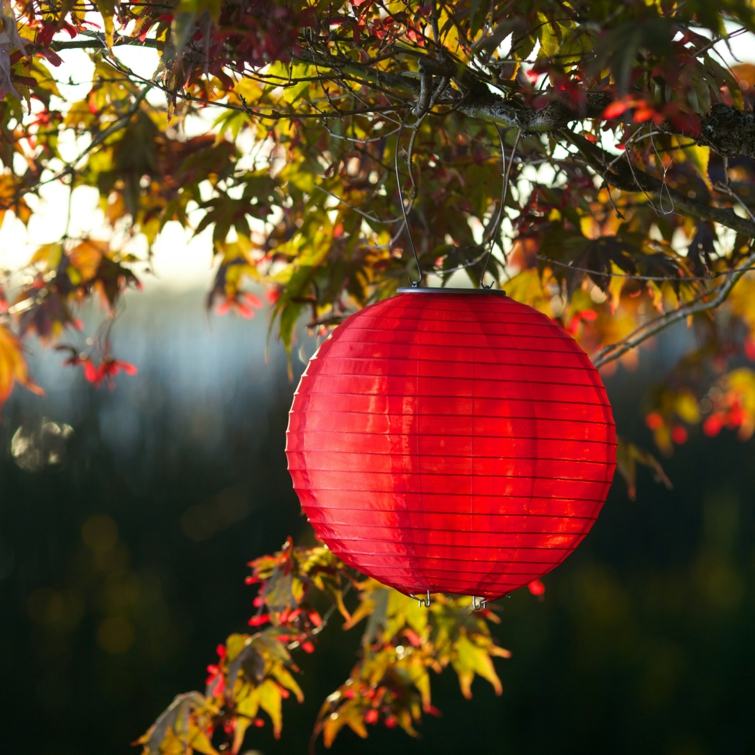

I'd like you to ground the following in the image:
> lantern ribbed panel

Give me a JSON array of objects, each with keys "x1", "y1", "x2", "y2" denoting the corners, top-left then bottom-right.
[{"x1": 286, "y1": 291, "x2": 616, "y2": 600}]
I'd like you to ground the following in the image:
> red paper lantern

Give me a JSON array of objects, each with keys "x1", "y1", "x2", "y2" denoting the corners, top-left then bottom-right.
[{"x1": 286, "y1": 289, "x2": 616, "y2": 601}]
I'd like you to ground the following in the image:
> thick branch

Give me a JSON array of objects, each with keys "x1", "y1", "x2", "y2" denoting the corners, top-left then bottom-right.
[
  {"x1": 50, "y1": 37, "x2": 163, "y2": 51},
  {"x1": 700, "y1": 103, "x2": 755, "y2": 159},
  {"x1": 459, "y1": 91, "x2": 755, "y2": 159},
  {"x1": 459, "y1": 91, "x2": 611, "y2": 132}
]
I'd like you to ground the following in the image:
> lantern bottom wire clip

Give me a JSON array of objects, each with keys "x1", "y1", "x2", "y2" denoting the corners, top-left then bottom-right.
[
  {"x1": 417, "y1": 590, "x2": 431, "y2": 608},
  {"x1": 472, "y1": 596, "x2": 487, "y2": 612}
]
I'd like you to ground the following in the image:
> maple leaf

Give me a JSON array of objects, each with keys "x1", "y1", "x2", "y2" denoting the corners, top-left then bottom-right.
[
  {"x1": 0, "y1": 0, "x2": 24, "y2": 99},
  {"x1": 0, "y1": 324, "x2": 42, "y2": 405}
]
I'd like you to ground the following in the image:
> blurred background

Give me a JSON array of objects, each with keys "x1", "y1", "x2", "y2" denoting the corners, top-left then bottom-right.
[{"x1": 2, "y1": 285, "x2": 754, "y2": 755}]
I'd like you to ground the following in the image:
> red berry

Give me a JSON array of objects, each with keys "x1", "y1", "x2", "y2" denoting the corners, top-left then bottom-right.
[
  {"x1": 671, "y1": 426, "x2": 688, "y2": 444},
  {"x1": 645, "y1": 412, "x2": 663, "y2": 430}
]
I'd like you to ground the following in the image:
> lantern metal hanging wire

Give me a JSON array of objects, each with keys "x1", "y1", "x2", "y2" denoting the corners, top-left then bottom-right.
[{"x1": 393, "y1": 120, "x2": 523, "y2": 289}]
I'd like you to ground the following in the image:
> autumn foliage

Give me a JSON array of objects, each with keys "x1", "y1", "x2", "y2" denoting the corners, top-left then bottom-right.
[
  {"x1": 1, "y1": 0, "x2": 755, "y2": 751},
  {"x1": 139, "y1": 538, "x2": 512, "y2": 752}
]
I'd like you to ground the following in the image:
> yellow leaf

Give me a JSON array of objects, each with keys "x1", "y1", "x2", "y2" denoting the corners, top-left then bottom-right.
[
  {"x1": 0, "y1": 325, "x2": 41, "y2": 404},
  {"x1": 256, "y1": 679, "x2": 283, "y2": 738},
  {"x1": 272, "y1": 665, "x2": 304, "y2": 703},
  {"x1": 0, "y1": 175, "x2": 31, "y2": 227},
  {"x1": 137, "y1": 691, "x2": 219, "y2": 755},
  {"x1": 675, "y1": 391, "x2": 700, "y2": 424},
  {"x1": 224, "y1": 632, "x2": 250, "y2": 662},
  {"x1": 669, "y1": 136, "x2": 711, "y2": 190},
  {"x1": 412, "y1": 664, "x2": 432, "y2": 709},
  {"x1": 391, "y1": 590, "x2": 427, "y2": 636},
  {"x1": 345, "y1": 714, "x2": 368, "y2": 741},
  {"x1": 102, "y1": 13, "x2": 114, "y2": 48},
  {"x1": 321, "y1": 714, "x2": 343, "y2": 748},
  {"x1": 30, "y1": 242, "x2": 63, "y2": 270},
  {"x1": 537, "y1": 13, "x2": 563, "y2": 58},
  {"x1": 185, "y1": 729, "x2": 219, "y2": 755},
  {"x1": 437, "y1": 7, "x2": 461, "y2": 52},
  {"x1": 452, "y1": 633, "x2": 503, "y2": 698},
  {"x1": 653, "y1": 424, "x2": 673, "y2": 455},
  {"x1": 94, "y1": 1, "x2": 116, "y2": 47}
]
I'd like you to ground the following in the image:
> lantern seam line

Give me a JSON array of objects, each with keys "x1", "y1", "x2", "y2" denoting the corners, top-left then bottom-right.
[
  {"x1": 290, "y1": 448, "x2": 615, "y2": 459},
  {"x1": 333, "y1": 552, "x2": 572, "y2": 565},
  {"x1": 343, "y1": 563, "x2": 566, "y2": 572},
  {"x1": 290, "y1": 415, "x2": 615, "y2": 427},
  {"x1": 304, "y1": 508, "x2": 599, "y2": 519},
  {"x1": 297, "y1": 488, "x2": 608, "y2": 502},
  {"x1": 349, "y1": 320, "x2": 574, "y2": 330},
  {"x1": 303, "y1": 502, "x2": 600, "y2": 515},
  {"x1": 314, "y1": 350, "x2": 598, "y2": 361},
  {"x1": 309, "y1": 523, "x2": 595, "y2": 535},
  {"x1": 314, "y1": 363, "x2": 602, "y2": 374},
  {"x1": 290, "y1": 432, "x2": 616, "y2": 444},
  {"x1": 344, "y1": 323, "x2": 574, "y2": 333},
  {"x1": 318, "y1": 538, "x2": 576, "y2": 550},
  {"x1": 344, "y1": 569, "x2": 559, "y2": 578},
  {"x1": 295, "y1": 393, "x2": 613, "y2": 408},
  {"x1": 298, "y1": 472, "x2": 612, "y2": 481},
  {"x1": 337, "y1": 321, "x2": 575, "y2": 331},
  {"x1": 318, "y1": 349, "x2": 595, "y2": 358},
  {"x1": 307, "y1": 375, "x2": 608, "y2": 387}
]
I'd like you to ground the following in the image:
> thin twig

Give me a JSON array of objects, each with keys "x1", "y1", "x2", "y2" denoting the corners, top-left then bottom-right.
[
  {"x1": 536, "y1": 255, "x2": 755, "y2": 282},
  {"x1": 592, "y1": 245, "x2": 755, "y2": 369},
  {"x1": 314, "y1": 185, "x2": 403, "y2": 225}
]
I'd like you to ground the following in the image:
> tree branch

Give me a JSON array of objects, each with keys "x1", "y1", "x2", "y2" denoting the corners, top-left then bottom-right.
[
  {"x1": 592, "y1": 243, "x2": 755, "y2": 369},
  {"x1": 701, "y1": 104, "x2": 755, "y2": 159},
  {"x1": 561, "y1": 130, "x2": 755, "y2": 237},
  {"x1": 458, "y1": 90, "x2": 755, "y2": 158},
  {"x1": 46, "y1": 29, "x2": 755, "y2": 160},
  {"x1": 459, "y1": 91, "x2": 611, "y2": 131},
  {"x1": 50, "y1": 37, "x2": 163, "y2": 51}
]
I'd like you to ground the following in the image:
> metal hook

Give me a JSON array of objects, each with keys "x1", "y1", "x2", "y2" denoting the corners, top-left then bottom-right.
[
  {"x1": 472, "y1": 595, "x2": 487, "y2": 611},
  {"x1": 417, "y1": 590, "x2": 431, "y2": 608}
]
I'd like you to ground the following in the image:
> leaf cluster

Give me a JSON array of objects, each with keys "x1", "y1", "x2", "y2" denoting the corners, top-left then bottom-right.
[{"x1": 138, "y1": 538, "x2": 512, "y2": 753}]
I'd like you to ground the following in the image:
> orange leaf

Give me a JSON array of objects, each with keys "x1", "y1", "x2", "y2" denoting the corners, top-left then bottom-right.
[
  {"x1": 69, "y1": 239, "x2": 107, "y2": 281},
  {"x1": 0, "y1": 324, "x2": 42, "y2": 404},
  {"x1": 603, "y1": 99, "x2": 631, "y2": 118},
  {"x1": 632, "y1": 106, "x2": 653, "y2": 123}
]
